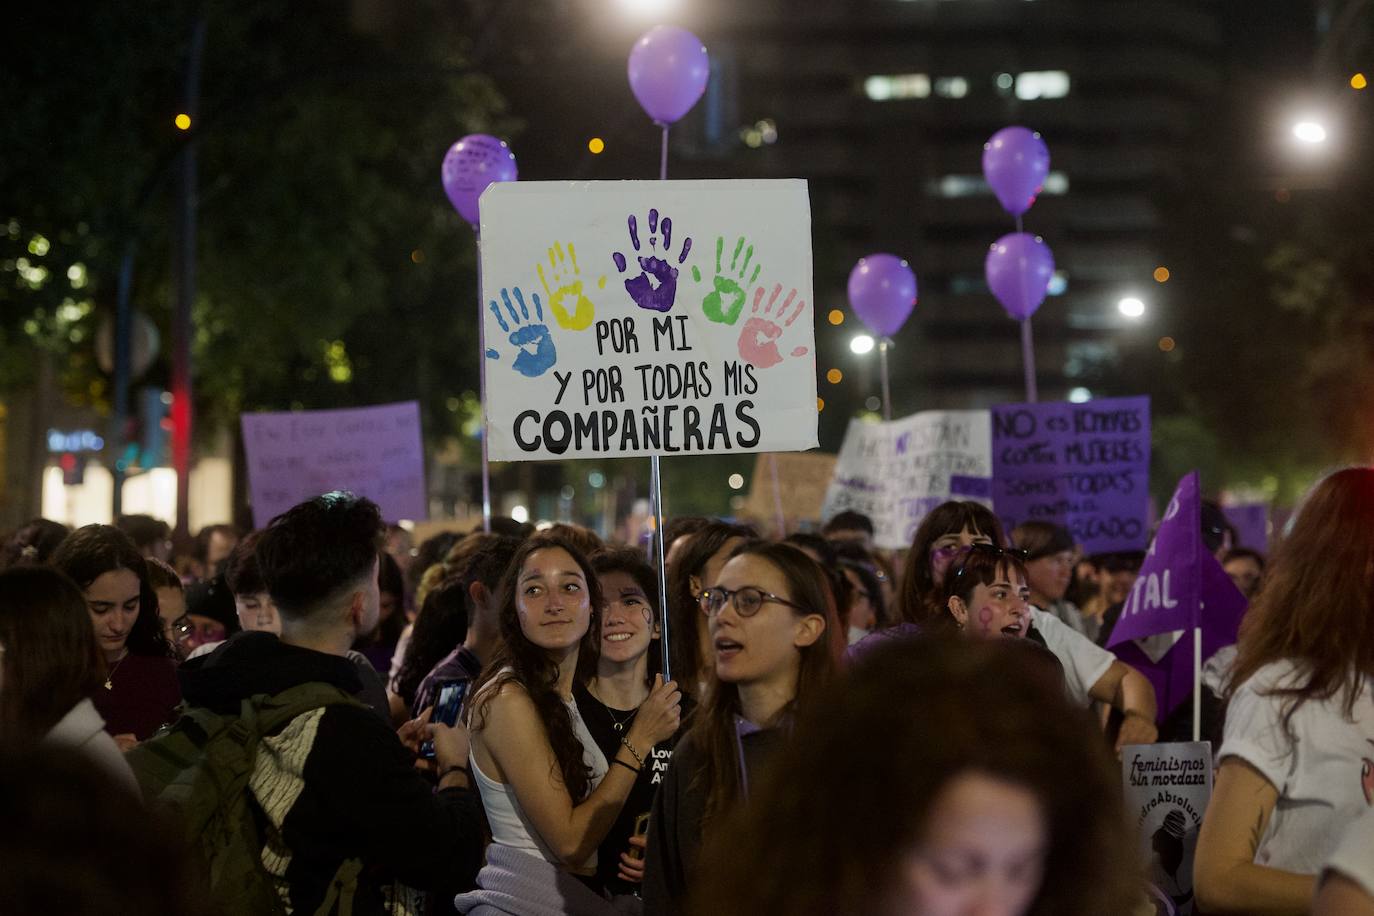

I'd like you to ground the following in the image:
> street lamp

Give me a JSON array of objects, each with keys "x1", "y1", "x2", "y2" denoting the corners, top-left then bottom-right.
[
  {"x1": 1292, "y1": 119, "x2": 1329, "y2": 144},
  {"x1": 1118, "y1": 297, "x2": 1146, "y2": 319},
  {"x1": 850, "y1": 334, "x2": 875, "y2": 355}
]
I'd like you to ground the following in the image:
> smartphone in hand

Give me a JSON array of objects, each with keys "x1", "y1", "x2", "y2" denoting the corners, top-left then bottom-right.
[
  {"x1": 419, "y1": 680, "x2": 469, "y2": 759},
  {"x1": 627, "y1": 812, "x2": 651, "y2": 861}
]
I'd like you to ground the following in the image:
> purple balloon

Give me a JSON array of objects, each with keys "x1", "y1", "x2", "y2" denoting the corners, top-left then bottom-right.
[
  {"x1": 441, "y1": 134, "x2": 518, "y2": 227},
  {"x1": 847, "y1": 254, "x2": 918, "y2": 337},
  {"x1": 985, "y1": 233, "x2": 1055, "y2": 320},
  {"x1": 627, "y1": 26, "x2": 710, "y2": 125},
  {"x1": 982, "y1": 127, "x2": 1050, "y2": 217}
]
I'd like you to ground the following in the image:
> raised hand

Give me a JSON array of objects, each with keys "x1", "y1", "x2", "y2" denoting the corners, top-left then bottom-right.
[
  {"x1": 693, "y1": 235, "x2": 761, "y2": 325},
  {"x1": 612, "y1": 209, "x2": 693, "y2": 313},
  {"x1": 486, "y1": 286, "x2": 557, "y2": 378},
  {"x1": 737, "y1": 283, "x2": 810, "y2": 369},
  {"x1": 536, "y1": 241, "x2": 600, "y2": 331}
]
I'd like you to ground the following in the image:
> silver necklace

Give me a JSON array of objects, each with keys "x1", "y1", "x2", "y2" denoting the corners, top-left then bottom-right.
[{"x1": 104, "y1": 651, "x2": 129, "y2": 690}]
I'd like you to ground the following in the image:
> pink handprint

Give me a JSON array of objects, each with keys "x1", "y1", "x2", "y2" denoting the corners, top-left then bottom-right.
[{"x1": 736, "y1": 283, "x2": 810, "y2": 369}]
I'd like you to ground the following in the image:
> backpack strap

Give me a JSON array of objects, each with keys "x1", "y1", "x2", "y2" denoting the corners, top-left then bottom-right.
[{"x1": 313, "y1": 857, "x2": 364, "y2": 916}]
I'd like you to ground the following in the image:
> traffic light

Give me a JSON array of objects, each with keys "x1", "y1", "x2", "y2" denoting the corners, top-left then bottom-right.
[
  {"x1": 59, "y1": 451, "x2": 86, "y2": 486},
  {"x1": 138, "y1": 386, "x2": 171, "y2": 469}
]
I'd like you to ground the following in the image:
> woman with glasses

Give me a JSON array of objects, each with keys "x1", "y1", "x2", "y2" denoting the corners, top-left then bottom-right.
[
  {"x1": 642, "y1": 541, "x2": 844, "y2": 916},
  {"x1": 51, "y1": 524, "x2": 180, "y2": 750},
  {"x1": 1195, "y1": 468, "x2": 1374, "y2": 914},
  {"x1": 460, "y1": 533, "x2": 681, "y2": 910}
]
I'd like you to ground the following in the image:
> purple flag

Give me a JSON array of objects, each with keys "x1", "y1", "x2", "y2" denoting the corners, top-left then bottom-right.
[
  {"x1": 1108, "y1": 472, "x2": 1202, "y2": 645},
  {"x1": 1112, "y1": 554, "x2": 1248, "y2": 721},
  {"x1": 1107, "y1": 471, "x2": 1249, "y2": 721}
]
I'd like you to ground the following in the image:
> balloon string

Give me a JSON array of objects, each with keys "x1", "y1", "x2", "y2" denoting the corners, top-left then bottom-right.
[{"x1": 659, "y1": 124, "x2": 670, "y2": 181}]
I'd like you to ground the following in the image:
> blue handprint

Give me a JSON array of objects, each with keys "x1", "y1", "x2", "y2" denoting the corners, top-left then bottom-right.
[
  {"x1": 486, "y1": 287, "x2": 556, "y2": 378},
  {"x1": 611, "y1": 209, "x2": 693, "y2": 313}
]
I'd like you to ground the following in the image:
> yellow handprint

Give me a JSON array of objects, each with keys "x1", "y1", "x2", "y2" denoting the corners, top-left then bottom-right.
[{"x1": 536, "y1": 242, "x2": 603, "y2": 331}]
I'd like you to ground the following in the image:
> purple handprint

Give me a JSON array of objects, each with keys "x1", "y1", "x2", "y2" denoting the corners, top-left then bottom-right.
[{"x1": 612, "y1": 209, "x2": 692, "y2": 313}]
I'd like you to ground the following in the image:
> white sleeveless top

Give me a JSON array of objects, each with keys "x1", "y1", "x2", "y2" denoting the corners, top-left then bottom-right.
[{"x1": 471, "y1": 677, "x2": 608, "y2": 871}]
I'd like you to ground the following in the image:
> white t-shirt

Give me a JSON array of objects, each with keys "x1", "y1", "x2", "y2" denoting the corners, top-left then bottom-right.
[
  {"x1": 1219, "y1": 659, "x2": 1374, "y2": 875},
  {"x1": 1030, "y1": 608, "x2": 1116, "y2": 707},
  {"x1": 1325, "y1": 806, "x2": 1374, "y2": 899}
]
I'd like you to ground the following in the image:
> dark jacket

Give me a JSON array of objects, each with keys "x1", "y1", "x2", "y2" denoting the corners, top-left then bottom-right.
[
  {"x1": 641, "y1": 724, "x2": 785, "y2": 916},
  {"x1": 179, "y1": 632, "x2": 484, "y2": 915}
]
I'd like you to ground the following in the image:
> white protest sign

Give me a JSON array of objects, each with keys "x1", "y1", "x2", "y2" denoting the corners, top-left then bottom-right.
[
  {"x1": 478, "y1": 180, "x2": 818, "y2": 461},
  {"x1": 241, "y1": 401, "x2": 427, "y2": 527},
  {"x1": 820, "y1": 411, "x2": 992, "y2": 550},
  {"x1": 1123, "y1": 741, "x2": 1213, "y2": 915}
]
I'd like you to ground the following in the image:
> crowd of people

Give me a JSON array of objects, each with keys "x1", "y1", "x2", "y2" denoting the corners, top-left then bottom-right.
[{"x1": 1, "y1": 470, "x2": 1373, "y2": 916}]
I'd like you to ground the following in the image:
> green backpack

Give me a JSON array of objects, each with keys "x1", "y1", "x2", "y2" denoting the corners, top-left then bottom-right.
[{"x1": 127, "y1": 682, "x2": 366, "y2": 916}]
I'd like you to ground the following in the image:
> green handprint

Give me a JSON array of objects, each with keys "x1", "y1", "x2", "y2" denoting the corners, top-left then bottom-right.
[{"x1": 692, "y1": 235, "x2": 762, "y2": 325}]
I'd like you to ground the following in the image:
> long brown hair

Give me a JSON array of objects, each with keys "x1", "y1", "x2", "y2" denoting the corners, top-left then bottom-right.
[
  {"x1": 689, "y1": 636, "x2": 1135, "y2": 916},
  {"x1": 50, "y1": 524, "x2": 172, "y2": 658},
  {"x1": 468, "y1": 532, "x2": 605, "y2": 802},
  {"x1": 665, "y1": 520, "x2": 755, "y2": 693},
  {"x1": 688, "y1": 541, "x2": 843, "y2": 829},
  {"x1": 898, "y1": 501, "x2": 1006, "y2": 625},
  {"x1": 0, "y1": 566, "x2": 105, "y2": 739},
  {"x1": 1230, "y1": 467, "x2": 1374, "y2": 723}
]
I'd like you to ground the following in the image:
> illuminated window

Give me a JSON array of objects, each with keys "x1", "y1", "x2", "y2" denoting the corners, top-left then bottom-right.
[
  {"x1": 929, "y1": 171, "x2": 1069, "y2": 198},
  {"x1": 934, "y1": 76, "x2": 969, "y2": 98},
  {"x1": 1014, "y1": 71, "x2": 1071, "y2": 100},
  {"x1": 864, "y1": 73, "x2": 931, "y2": 101}
]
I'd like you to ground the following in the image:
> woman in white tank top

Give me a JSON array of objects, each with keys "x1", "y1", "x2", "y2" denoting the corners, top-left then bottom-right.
[{"x1": 463, "y1": 533, "x2": 681, "y2": 905}]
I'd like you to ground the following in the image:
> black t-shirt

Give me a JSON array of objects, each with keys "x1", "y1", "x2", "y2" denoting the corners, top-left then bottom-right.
[{"x1": 573, "y1": 681, "x2": 693, "y2": 898}]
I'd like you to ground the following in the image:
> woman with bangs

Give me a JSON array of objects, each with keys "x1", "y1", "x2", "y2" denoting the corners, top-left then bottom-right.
[
  {"x1": 882, "y1": 502, "x2": 1157, "y2": 751},
  {"x1": 1196, "y1": 468, "x2": 1374, "y2": 915},
  {"x1": 575, "y1": 547, "x2": 694, "y2": 910},
  {"x1": 643, "y1": 541, "x2": 845, "y2": 916},
  {"x1": 460, "y1": 533, "x2": 681, "y2": 910}
]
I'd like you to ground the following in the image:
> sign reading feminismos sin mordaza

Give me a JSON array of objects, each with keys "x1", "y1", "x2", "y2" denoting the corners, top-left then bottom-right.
[{"x1": 478, "y1": 181, "x2": 818, "y2": 462}]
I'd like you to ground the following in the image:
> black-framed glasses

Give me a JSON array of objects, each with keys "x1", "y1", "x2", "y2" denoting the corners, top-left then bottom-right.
[
  {"x1": 698, "y1": 585, "x2": 809, "y2": 618},
  {"x1": 950, "y1": 543, "x2": 1029, "y2": 580}
]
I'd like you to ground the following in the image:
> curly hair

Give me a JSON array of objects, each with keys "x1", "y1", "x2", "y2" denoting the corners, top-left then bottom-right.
[
  {"x1": 690, "y1": 636, "x2": 1136, "y2": 916},
  {"x1": 50, "y1": 524, "x2": 172, "y2": 659},
  {"x1": 469, "y1": 532, "x2": 606, "y2": 802},
  {"x1": 898, "y1": 501, "x2": 1005, "y2": 625}
]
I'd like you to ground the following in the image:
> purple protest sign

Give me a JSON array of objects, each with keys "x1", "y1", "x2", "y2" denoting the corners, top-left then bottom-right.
[
  {"x1": 991, "y1": 395, "x2": 1150, "y2": 554},
  {"x1": 1223, "y1": 503, "x2": 1268, "y2": 551},
  {"x1": 241, "y1": 401, "x2": 427, "y2": 528}
]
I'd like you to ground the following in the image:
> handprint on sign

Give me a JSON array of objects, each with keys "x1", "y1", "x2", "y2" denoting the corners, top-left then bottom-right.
[
  {"x1": 536, "y1": 241, "x2": 603, "y2": 331},
  {"x1": 486, "y1": 286, "x2": 557, "y2": 378},
  {"x1": 612, "y1": 209, "x2": 693, "y2": 313},
  {"x1": 737, "y1": 283, "x2": 810, "y2": 369},
  {"x1": 691, "y1": 235, "x2": 762, "y2": 325}
]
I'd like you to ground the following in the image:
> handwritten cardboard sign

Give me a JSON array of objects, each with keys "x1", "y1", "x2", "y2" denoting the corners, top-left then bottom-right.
[
  {"x1": 478, "y1": 180, "x2": 818, "y2": 461},
  {"x1": 742, "y1": 451, "x2": 838, "y2": 530},
  {"x1": 1123, "y1": 741, "x2": 1213, "y2": 915},
  {"x1": 991, "y1": 396, "x2": 1150, "y2": 554},
  {"x1": 241, "y1": 401, "x2": 426, "y2": 527},
  {"x1": 820, "y1": 411, "x2": 992, "y2": 550}
]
